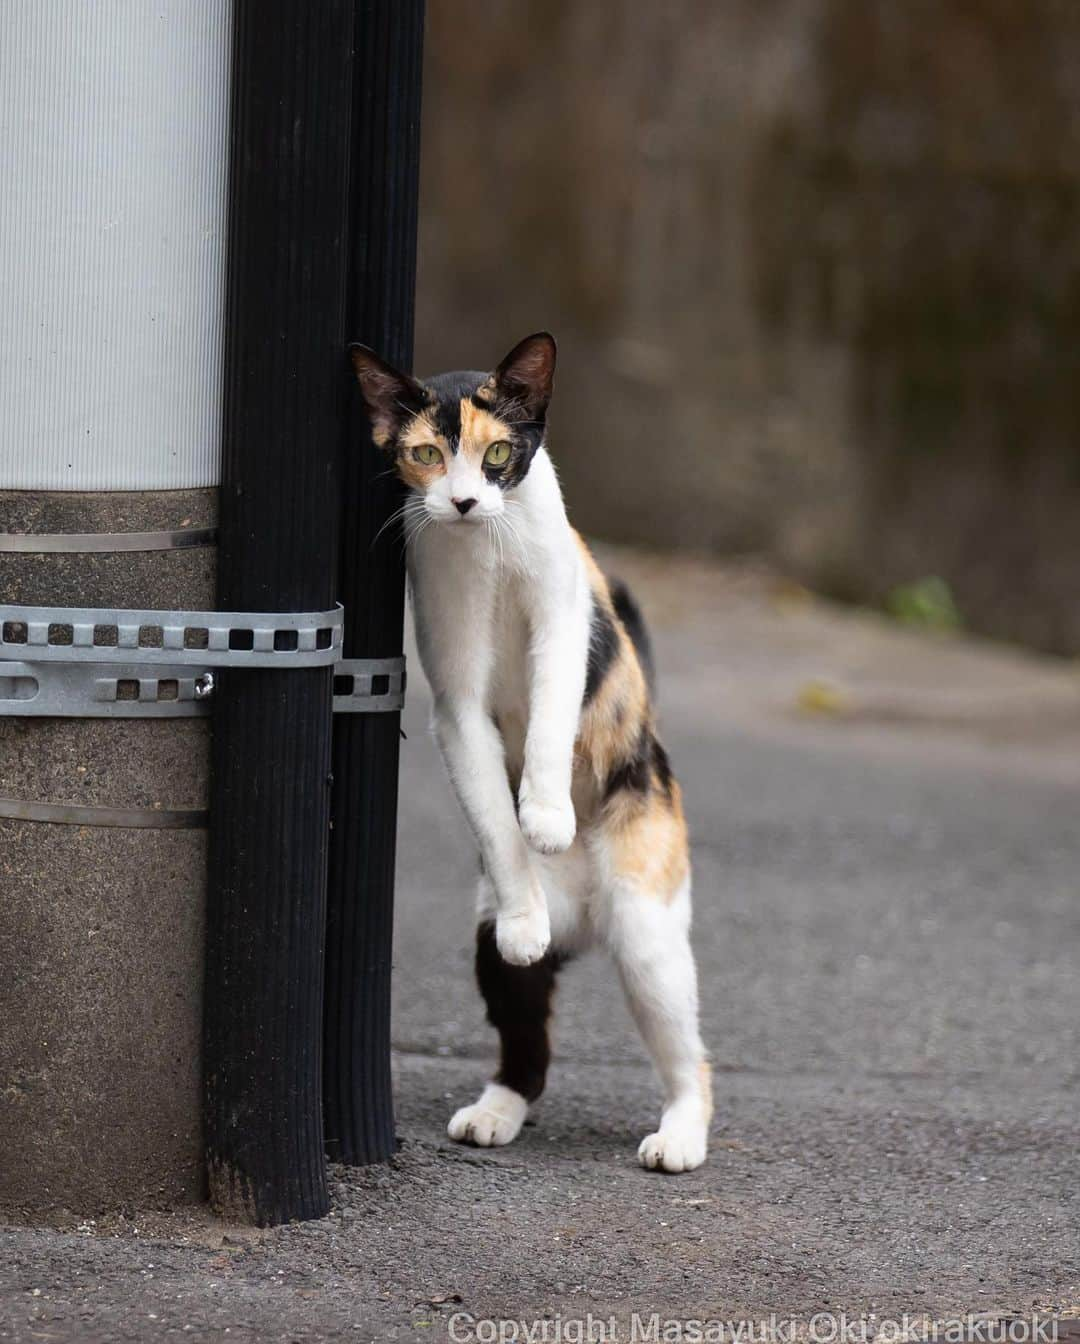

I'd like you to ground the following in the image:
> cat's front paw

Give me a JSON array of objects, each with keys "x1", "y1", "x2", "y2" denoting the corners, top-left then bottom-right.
[
  {"x1": 518, "y1": 794, "x2": 576, "y2": 855},
  {"x1": 495, "y1": 905, "x2": 551, "y2": 966},
  {"x1": 448, "y1": 1083, "x2": 527, "y2": 1148},
  {"x1": 637, "y1": 1120, "x2": 708, "y2": 1174}
]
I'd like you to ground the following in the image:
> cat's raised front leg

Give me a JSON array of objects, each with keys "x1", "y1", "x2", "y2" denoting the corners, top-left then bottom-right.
[
  {"x1": 433, "y1": 694, "x2": 550, "y2": 965},
  {"x1": 518, "y1": 569, "x2": 589, "y2": 856}
]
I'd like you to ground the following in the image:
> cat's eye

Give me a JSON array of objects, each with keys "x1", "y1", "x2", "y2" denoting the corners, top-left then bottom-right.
[
  {"x1": 484, "y1": 441, "x2": 512, "y2": 468},
  {"x1": 412, "y1": 443, "x2": 442, "y2": 466}
]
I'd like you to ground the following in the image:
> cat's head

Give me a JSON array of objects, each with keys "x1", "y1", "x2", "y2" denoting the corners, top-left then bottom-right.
[{"x1": 350, "y1": 333, "x2": 556, "y2": 527}]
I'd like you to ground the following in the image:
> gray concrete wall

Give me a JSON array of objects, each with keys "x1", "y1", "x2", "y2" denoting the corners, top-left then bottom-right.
[
  {"x1": 0, "y1": 489, "x2": 214, "y2": 1218},
  {"x1": 416, "y1": 0, "x2": 1080, "y2": 655}
]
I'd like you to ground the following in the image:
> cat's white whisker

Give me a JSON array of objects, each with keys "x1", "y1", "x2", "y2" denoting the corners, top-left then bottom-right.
[
  {"x1": 498, "y1": 508, "x2": 529, "y2": 573},
  {"x1": 401, "y1": 503, "x2": 434, "y2": 551},
  {"x1": 490, "y1": 514, "x2": 507, "y2": 571},
  {"x1": 500, "y1": 500, "x2": 532, "y2": 572},
  {"x1": 370, "y1": 498, "x2": 416, "y2": 549},
  {"x1": 403, "y1": 511, "x2": 430, "y2": 542}
]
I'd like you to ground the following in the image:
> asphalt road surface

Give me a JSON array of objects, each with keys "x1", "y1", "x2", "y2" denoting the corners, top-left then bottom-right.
[{"x1": 3, "y1": 549, "x2": 1079, "y2": 1342}]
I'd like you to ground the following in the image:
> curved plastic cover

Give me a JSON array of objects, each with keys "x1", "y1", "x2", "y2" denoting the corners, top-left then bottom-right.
[{"x1": 0, "y1": 1, "x2": 231, "y2": 489}]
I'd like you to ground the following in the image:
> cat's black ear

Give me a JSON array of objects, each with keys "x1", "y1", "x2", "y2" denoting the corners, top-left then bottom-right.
[
  {"x1": 493, "y1": 332, "x2": 556, "y2": 420},
  {"x1": 349, "y1": 344, "x2": 426, "y2": 447}
]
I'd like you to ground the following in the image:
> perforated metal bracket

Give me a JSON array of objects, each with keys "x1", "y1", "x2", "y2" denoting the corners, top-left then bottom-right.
[
  {"x1": 332, "y1": 657, "x2": 406, "y2": 713},
  {"x1": 0, "y1": 651, "x2": 406, "y2": 719},
  {"x1": 0, "y1": 602, "x2": 343, "y2": 667},
  {"x1": 0, "y1": 603, "x2": 413, "y2": 718},
  {"x1": 0, "y1": 659, "x2": 215, "y2": 718}
]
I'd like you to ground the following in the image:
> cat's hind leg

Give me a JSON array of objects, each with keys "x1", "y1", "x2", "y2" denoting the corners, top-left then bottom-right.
[
  {"x1": 588, "y1": 769, "x2": 711, "y2": 1175},
  {"x1": 448, "y1": 916, "x2": 562, "y2": 1148},
  {"x1": 606, "y1": 874, "x2": 711, "y2": 1172}
]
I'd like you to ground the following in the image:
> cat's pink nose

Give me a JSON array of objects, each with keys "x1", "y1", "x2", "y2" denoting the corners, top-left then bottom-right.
[{"x1": 453, "y1": 497, "x2": 478, "y2": 515}]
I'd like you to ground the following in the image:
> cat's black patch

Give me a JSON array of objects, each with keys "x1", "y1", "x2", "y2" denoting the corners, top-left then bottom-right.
[
  {"x1": 475, "y1": 921, "x2": 563, "y2": 1103},
  {"x1": 583, "y1": 600, "x2": 620, "y2": 705},
  {"x1": 485, "y1": 391, "x2": 545, "y2": 490},
  {"x1": 610, "y1": 578, "x2": 656, "y2": 697},
  {"x1": 423, "y1": 369, "x2": 487, "y2": 450},
  {"x1": 603, "y1": 724, "x2": 652, "y2": 803},
  {"x1": 418, "y1": 368, "x2": 546, "y2": 487},
  {"x1": 651, "y1": 734, "x2": 675, "y2": 801},
  {"x1": 488, "y1": 423, "x2": 544, "y2": 490}
]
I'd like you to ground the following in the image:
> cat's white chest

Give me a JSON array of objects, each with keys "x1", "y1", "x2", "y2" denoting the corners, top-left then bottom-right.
[
  {"x1": 489, "y1": 585, "x2": 531, "y2": 712},
  {"x1": 407, "y1": 449, "x2": 581, "y2": 748},
  {"x1": 487, "y1": 585, "x2": 532, "y2": 783},
  {"x1": 407, "y1": 526, "x2": 533, "y2": 714}
]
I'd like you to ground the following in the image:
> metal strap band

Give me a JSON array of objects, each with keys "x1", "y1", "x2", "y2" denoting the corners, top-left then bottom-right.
[
  {"x1": 0, "y1": 655, "x2": 404, "y2": 717},
  {"x1": 0, "y1": 526, "x2": 217, "y2": 553},
  {"x1": 0, "y1": 602, "x2": 343, "y2": 668},
  {"x1": 0, "y1": 797, "x2": 208, "y2": 829},
  {"x1": 333, "y1": 656, "x2": 406, "y2": 713},
  {"x1": 0, "y1": 661, "x2": 213, "y2": 717}
]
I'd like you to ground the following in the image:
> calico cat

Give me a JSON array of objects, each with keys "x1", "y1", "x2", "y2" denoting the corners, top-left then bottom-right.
[{"x1": 351, "y1": 333, "x2": 711, "y2": 1172}]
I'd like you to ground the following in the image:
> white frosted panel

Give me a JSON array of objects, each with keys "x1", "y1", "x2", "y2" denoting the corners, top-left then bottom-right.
[{"x1": 0, "y1": 0, "x2": 231, "y2": 490}]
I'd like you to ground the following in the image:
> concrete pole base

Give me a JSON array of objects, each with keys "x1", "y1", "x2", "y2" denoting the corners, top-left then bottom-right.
[{"x1": 0, "y1": 488, "x2": 215, "y2": 1219}]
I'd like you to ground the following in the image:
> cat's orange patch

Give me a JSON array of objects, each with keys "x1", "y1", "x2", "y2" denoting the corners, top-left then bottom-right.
[
  {"x1": 607, "y1": 781, "x2": 690, "y2": 900},
  {"x1": 396, "y1": 413, "x2": 450, "y2": 488},
  {"x1": 699, "y1": 1060, "x2": 714, "y2": 1124},
  {"x1": 567, "y1": 528, "x2": 691, "y2": 904},
  {"x1": 458, "y1": 399, "x2": 514, "y2": 464},
  {"x1": 575, "y1": 629, "x2": 647, "y2": 789},
  {"x1": 572, "y1": 532, "x2": 650, "y2": 782}
]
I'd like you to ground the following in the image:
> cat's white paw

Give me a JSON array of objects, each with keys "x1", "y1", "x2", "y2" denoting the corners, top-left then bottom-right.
[
  {"x1": 495, "y1": 905, "x2": 551, "y2": 966},
  {"x1": 448, "y1": 1083, "x2": 528, "y2": 1148},
  {"x1": 518, "y1": 795, "x2": 576, "y2": 855},
  {"x1": 637, "y1": 1121, "x2": 708, "y2": 1173}
]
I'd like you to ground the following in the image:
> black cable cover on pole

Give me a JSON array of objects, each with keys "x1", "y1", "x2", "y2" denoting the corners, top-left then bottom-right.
[
  {"x1": 323, "y1": 0, "x2": 425, "y2": 1166},
  {"x1": 204, "y1": 0, "x2": 352, "y2": 1224}
]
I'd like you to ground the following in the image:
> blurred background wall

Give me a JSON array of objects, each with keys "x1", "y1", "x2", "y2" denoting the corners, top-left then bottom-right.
[{"x1": 415, "y1": 0, "x2": 1080, "y2": 656}]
